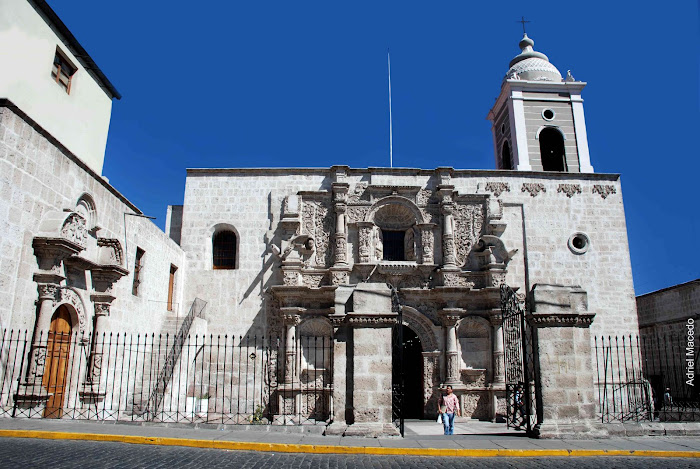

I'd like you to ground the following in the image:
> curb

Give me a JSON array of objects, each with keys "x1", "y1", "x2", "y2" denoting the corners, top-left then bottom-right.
[{"x1": 0, "y1": 430, "x2": 699, "y2": 458}]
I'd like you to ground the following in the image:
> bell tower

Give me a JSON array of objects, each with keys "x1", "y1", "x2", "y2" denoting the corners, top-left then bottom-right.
[{"x1": 487, "y1": 34, "x2": 594, "y2": 173}]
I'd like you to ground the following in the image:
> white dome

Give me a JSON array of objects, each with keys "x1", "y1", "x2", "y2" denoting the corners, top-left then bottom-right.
[{"x1": 504, "y1": 34, "x2": 562, "y2": 82}]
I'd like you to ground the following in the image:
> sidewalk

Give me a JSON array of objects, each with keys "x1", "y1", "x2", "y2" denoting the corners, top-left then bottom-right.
[{"x1": 0, "y1": 418, "x2": 699, "y2": 458}]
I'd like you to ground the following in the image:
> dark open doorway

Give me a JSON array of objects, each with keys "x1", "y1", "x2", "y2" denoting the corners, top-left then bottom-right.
[{"x1": 401, "y1": 325, "x2": 424, "y2": 419}]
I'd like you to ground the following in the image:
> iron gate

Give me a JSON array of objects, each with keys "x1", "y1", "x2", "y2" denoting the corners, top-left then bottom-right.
[
  {"x1": 390, "y1": 284, "x2": 404, "y2": 437},
  {"x1": 500, "y1": 284, "x2": 540, "y2": 435}
]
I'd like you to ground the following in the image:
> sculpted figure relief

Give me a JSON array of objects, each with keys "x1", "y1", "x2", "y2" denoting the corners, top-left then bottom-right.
[{"x1": 374, "y1": 227, "x2": 383, "y2": 261}]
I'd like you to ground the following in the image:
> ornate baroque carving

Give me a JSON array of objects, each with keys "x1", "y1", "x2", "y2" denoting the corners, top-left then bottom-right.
[
  {"x1": 358, "y1": 225, "x2": 373, "y2": 263},
  {"x1": 302, "y1": 200, "x2": 333, "y2": 266},
  {"x1": 416, "y1": 189, "x2": 434, "y2": 206},
  {"x1": 485, "y1": 182, "x2": 510, "y2": 197},
  {"x1": 347, "y1": 183, "x2": 368, "y2": 204},
  {"x1": 453, "y1": 203, "x2": 485, "y2": 266},
  {"x1": 346, "y1": 206, "x2": 370, "y2": 223},
  {"x1": 334, "y1": 236, "x2": 347, "y2": 264},
  {"x1": 302, "y1": 273, "x2": 324, "y2": 288},
  {"x1": 530, "y1": 313, "x2": 595, "y2": 327},
  {"x1": 331, "y1": 271, "x2": 349, "y2": 285},
  {"x1": 94, "y1": 302, "x2": 110, "y2": 317},
  {"x1": 60, "y1": 213, "x2": 88, "y2": 248},
  {"x1": 54, "y1": 288, "x2": 87, "y2": 335},
  {"x1": 38, "y1": 284, "x2": 59, "y2": 301},
  {"x1": 373, "y1": 203, "x2": 416, "y2": 230},
  {"x1": 283, "y1": 271, "x2": 299, "y2": 286},
  {"x1": 592, "y1": 184, "x2": 616, "y2": 199},
  {"x1": 29, "y1": 347, "x2": 47, "y2": 379},
  {"x1": 97, "y1": 238, "x2": 124, "y2": 266},
  {"x1": 557, "y1": 184, "x2": 582, "y2": 198},
  {"x1": 420, "y1": 228, "x2": 434, "y2": 264},
  {"x1": 521, "y1": 183, "x2": 546, "y2": 197}
]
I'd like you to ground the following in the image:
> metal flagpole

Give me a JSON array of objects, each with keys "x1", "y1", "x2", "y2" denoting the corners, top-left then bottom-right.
[{"x1": 388, "y1": 49, "x2": 393, "y2": 168}]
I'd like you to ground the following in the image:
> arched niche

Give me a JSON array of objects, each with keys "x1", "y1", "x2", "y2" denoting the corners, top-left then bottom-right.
[
  {"x1": 75, "y1": 193, "x2": 98, "y2": 232},
  {"x1": 298, "y1": 317, "x2": 332, "y2": 372},
  {"x1": 457, "y1": 316, "x2": 491, "y2": 372},
  {"x1": 365, "y1": 196, "x2": 425, "y2": 228},
  {"x1": 365, "y1": 196, "x2": 425, "y2": 262}
]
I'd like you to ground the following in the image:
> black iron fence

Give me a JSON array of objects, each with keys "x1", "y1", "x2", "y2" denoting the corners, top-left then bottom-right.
[
  {"x1": 0, "y1": 329, "x2": 332, "y2": 425},
  {"x1": 595, "y1": 334, "x2": 700, "y2": 423}
]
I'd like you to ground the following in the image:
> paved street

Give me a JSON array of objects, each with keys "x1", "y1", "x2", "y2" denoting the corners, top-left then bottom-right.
[{"x1": 0, "y1": 438, "x2": 698, "y2": 469}]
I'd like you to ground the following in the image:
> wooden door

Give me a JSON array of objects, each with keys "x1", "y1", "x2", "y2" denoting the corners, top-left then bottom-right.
[{"x1": 43, "y1": 306, "x2": 72, "y2": 418}]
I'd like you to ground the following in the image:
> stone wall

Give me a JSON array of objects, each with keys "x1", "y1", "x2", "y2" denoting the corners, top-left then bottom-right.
[
  {"x1": 181, "y1": 167, "x2": 638, "y2": 340},
  {"x1": 637, "y1": 279, "x2": 700, "y2": 336},
  {"x1": 0, "y1": 104, "x2": 186, "y2": 335}
]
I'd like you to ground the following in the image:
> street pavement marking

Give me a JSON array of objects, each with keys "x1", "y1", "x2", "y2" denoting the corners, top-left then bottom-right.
[{"x1": 0, "y1": 430, "x2": 698, "y2": 458}]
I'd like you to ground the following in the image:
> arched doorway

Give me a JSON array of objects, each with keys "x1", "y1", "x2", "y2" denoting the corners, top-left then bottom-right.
[
  {"x1": 401, "y1": 326, "x2": 424, "y2": 419},
  {"x1": 43, "y1": 306, "x2": 73, "y2": 418}
]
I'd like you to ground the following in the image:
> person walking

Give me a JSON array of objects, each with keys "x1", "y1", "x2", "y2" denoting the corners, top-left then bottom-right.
[{"x1": 438, "y1": 385, "x2": 461, "y2": 435}]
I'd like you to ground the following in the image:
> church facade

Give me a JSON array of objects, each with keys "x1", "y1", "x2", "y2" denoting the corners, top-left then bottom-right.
[{"x1": 1, "y1": 0, "x2": 640, "y2": 437}]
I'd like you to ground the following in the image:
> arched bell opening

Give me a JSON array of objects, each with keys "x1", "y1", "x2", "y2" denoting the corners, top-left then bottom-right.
[{"x1": 539, "y1": 127, "x2": 567, "y2": 172}]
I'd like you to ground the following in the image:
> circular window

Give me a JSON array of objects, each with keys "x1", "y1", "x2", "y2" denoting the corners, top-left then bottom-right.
[
  {"x1": 542, "y1": 109, "x2": 555, "y2": 121},
  {"x1": 500, "y1": 123, "x2": 506, "y2": 135},
  {"x1": 568, "y1": 232, "x2": 590, "y2": 255}
]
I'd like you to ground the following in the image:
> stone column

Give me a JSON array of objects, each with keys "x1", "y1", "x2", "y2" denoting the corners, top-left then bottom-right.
[
  {"x1": 437, "y1": 182, "x2": 457, "y2": 270},
  {"x1": 529, "y1": 284, "x2": 599, "y2": 437},
  {"x1": 25, "y1": 283, "x2": 60, "y2": 384},
  {"x1": 439, "y1": 308, "x2": 463, "y2": 386},
  {"x1": 440, "y1": 204, "x2": 457, "y2": 268},
  {"x1": 283, "y1": 313, "x2": 301, "y2": 384},
  {"x1": 80, "y1": 297, "x2": 112, "y2": 403},
  {"x1": 416, "y1": 223, "x2": 436, "y2": 265},
  {"x1": 331, "y1": 181, "x2": 351, "y2": 285}
]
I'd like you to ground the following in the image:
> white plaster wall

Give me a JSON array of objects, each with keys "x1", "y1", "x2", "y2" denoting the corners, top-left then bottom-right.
[
  {"x1": 0, "y1": 106, "x2": 185, "y2": 335},
  {"x1": 0, "y1": 0, "x2": 113, "y2": 175}
]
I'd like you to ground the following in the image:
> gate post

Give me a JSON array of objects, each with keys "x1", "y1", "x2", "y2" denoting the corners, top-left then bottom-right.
[{"x1": 530, "y1": 284, "x2": 601, "y2": 437}]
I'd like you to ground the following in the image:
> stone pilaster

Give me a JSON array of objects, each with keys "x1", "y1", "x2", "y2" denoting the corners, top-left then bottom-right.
[
  {"x1": 529, "y1": 284, "x2": 600, "y2": 437},
  {"x1": 416, "y1": 223, "x2": 436, "y2": 265},
  {"x1": 357, "y1": 222, "x2": 374, "y2": 264}
]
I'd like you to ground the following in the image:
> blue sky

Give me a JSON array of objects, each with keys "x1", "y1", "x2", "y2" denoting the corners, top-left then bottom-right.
[{"x1": 50, "y1": 1, "x2": 699, "y2": 295}]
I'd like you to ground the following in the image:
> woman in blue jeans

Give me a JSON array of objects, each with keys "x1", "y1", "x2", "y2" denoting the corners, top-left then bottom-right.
[{"x1": 439, "y1": 385, "x2": 461, "y2": 435}]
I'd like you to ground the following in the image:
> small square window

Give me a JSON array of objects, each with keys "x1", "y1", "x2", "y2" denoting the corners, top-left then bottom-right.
[{"x1": 51, "y1": 49, "x2": 77, "y2": 94}]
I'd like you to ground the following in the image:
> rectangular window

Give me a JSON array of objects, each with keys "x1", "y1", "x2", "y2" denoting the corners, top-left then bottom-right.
[
  {"x1": 51, "y1": 48, "x2": 77, "y2": 94},
  {"x1": 382, "y1": 230, "x2": 406, "y2": 261},
  {"x1": 167, "y1": 265, "x2": 178, "y2": 312},
  {"x1": 132, "y1": 248, "x2": 145, "y2": 296}
]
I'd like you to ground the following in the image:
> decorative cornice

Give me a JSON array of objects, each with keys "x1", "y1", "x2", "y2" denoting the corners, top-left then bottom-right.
[
  {"x1": 592, "y1": 184, "x2": 616, "y2": 199},
  {"x1": 521, "y1": 183, "x2": 546, "y2": 197},
  {"x1": 485, "y1": 182, "x2": 510, "y2": 197},
  {"x1": 557, "y1": 184, "x2": 581, "y2": 198},
  {"x1": 346, "y1": 313, "x2": 398, "y2": 327},
  {"x1": 529, "y1": 312, "x2": 595, "y2": 327}
]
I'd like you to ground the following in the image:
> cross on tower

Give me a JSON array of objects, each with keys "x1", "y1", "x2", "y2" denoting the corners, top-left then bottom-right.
[{"x1": 517, "y1": 16, "x2": 531, "y2": 34}]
